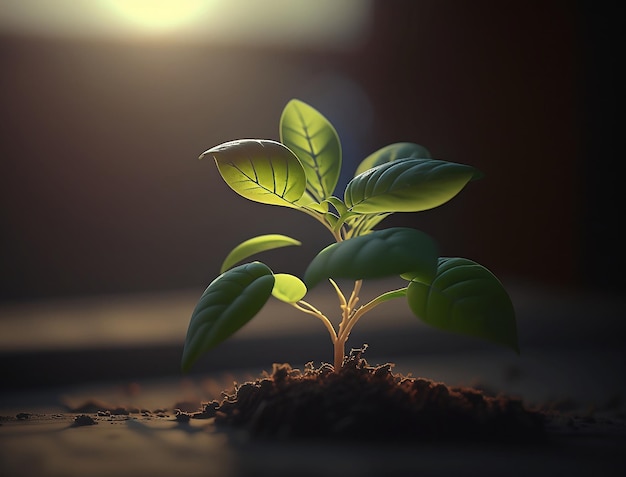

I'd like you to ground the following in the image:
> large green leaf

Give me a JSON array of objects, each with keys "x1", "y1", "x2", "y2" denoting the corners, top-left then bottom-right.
[
  {"x1": 181, "y1": 262, "x2": 275, "y2": 372},
  {"x1": 220, "y1": 234, "x2": 301, "y2": 273},
  {"x1": 303, "y1": 227, "x2": 439, "y2": 288},
  {"x1": 354, "y1": 142, "x2": 431, "y2": 176},
  {"x1": 280, "y1": 99, "x2": 342, "y2": 202},
  {"x1": 344, "y1": 158, "x2": 481, "y2": 214},
  {"x1": 201, "y1": 139, "x2": 307, "y2": 208},
  {"x1": 406, "y1": 257, "x2": 518, "y2": 352}
]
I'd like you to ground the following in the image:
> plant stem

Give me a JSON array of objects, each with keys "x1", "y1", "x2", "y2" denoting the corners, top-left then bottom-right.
[
  {"x1": 331, "y1": 280, "x2": 362, "y2": 370},
  {"x1": 296, "y1": 279, "x2": 356, "y2": 370},
  {"x1": 292, "y1": 281, "x2": 403, "y2": 370},
  {"x1": 334, "y1": 335, "x2": 347, "y2": 370},
  {"x1": 299, "y1": 207, "x2": 344, "y2": 242},
  {"x1": 339, "y1": 287, "x2": 408, "y2": 344},
  {"x1": 291, "y1": 301, "x2": 337, "y2": 344}
]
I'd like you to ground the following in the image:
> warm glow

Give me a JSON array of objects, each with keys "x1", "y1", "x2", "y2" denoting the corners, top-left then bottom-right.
[
  {"x1": 106, "y1": 0, "x2": 214, "y2": 33},
  {"x1": 0, "y1": 0, "x2": 372, "y2": 48}
]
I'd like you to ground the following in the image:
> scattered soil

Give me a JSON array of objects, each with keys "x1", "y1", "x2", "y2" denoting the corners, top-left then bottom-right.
[
  {"x1": 191, "y1": 348, "x2": 546, "y2": 443},
  {"x1": 72, "y1": 414, "x2": 98, "y2": 427}
]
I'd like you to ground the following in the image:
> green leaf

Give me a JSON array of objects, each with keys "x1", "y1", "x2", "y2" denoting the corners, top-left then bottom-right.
[
  {"x1": 303, "y1": 227, "x2": 439, "y2": 288},
  {"x1": 272, "y1": 273, "x2": 307, "y2": 303},
  {"x1": 220, "y1": 234, "x2": 301, "y2": 273},
  {"x1": 368, "y1": 288, "x2": 408, "y2": 306},
  {"x1": 296, "y1": 190, "x2": 327, "y2": 210},
  {"x1": 344, "y1": 212, "x2": 391, "y2": 238},
  {"x1": 406, "y1": 257, "x2": 518, "y2": 353},
  {"x1": 354, "y1": 142, "x2": 431, "y2": 176},
  {"x1": 280, "y1": 99, "x2": 342, "y2": 202},
  {"x1": 345, "y1": 158, "x2": 481, "y2": 214},
  {"x1": 181, "y1": 262, "x2": 275, "y2": 372},
  {"x1": 201, "y1": 139, "x2": 307, "y2": 208},
  {"x1": 301, "y1": 200, "x2": 329, "y2": 213},
  {"x1": 323, "y1": 196, "x2": 348, "y2": 216}
]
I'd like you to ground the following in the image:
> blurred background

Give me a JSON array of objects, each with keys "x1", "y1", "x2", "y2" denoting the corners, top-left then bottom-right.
[
  {"x1": 2, "y1": 0, "x2": 622, "y2": 303},
  {"x1": 0, "y1": 1, "x2": 624, "y2": 395}
]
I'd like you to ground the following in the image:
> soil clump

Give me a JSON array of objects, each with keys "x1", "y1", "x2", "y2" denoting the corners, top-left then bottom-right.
[{"x1": 193, "y1": 349, "x2": 546, "y2": 442}]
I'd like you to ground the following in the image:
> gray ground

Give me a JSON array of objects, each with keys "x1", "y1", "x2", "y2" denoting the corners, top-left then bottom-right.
[{"x1": 1, "y1": 280, "x2": 625, "y2": 476}]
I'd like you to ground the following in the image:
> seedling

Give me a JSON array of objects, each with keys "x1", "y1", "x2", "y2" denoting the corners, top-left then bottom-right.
[{"x1": 182, "y1": 99, "x2": 517, "y2": 373}]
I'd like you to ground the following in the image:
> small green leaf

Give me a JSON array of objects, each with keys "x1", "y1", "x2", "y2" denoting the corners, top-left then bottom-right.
[
  {"x1": 220, "y1": 234, "x2": 301, "y2": 273},
  {"x1": 345, "y1": 158, "x2": 482, "y2": 214},
  {"x1": 323, "y1": 196, "x2": 348, "y2": 216},
  {"x1": 181, "y1": 262, "x2": 275, "y2": 372},
  {"x1": 201, "y1": 139, "x2": 307, "y2": 208},
  {"x1": 303, "y1": 227, "x2": 439, "y2": 288},
  {"x1": 324, "y1": 212, "x2": 340, "y2": 230},
  {"x1": 406, "y1": 257, "x2": 518, "y2": 353},
  {"x1": 280, "y1": 99, "x2": 342, "y2": 202},
  {"x1": 354, "y1": 142, "x2": 431, "y2": 176},
  {"x1": 272, "y1": 273, "x2": 307, "y2": 303}
]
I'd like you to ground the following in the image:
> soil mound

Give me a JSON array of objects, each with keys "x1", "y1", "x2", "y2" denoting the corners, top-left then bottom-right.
[{"x1": 193, "y1": 350, "x2": 546, "y2": 442}]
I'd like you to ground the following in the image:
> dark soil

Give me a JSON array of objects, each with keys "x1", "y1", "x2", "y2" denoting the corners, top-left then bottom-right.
[{"x1": 191, "y1": 349, "x2": 546, "y2": 443}]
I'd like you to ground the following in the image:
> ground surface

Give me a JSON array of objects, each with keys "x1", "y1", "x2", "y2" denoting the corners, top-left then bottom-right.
[
  {"x1": 1, "y1": 283, "x2": 625, "y2": 476},
  {"x1": 1, "y1": 400, "x2": 624, "y2": 477}
]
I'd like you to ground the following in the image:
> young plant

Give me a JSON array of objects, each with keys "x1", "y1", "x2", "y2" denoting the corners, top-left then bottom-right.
[{"x1": 181, "y1": 99, "x2": 517, "y2": 373}]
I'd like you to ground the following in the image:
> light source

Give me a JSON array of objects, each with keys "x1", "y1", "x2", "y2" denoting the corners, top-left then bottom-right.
[{"x1": 0, "y1": 0, "x2": 372, "y2": 48}]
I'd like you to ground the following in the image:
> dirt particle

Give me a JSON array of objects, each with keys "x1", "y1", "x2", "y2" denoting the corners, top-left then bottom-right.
[
  {"x1": 192, "y1": 401, "x2": 219, "y2": 419},
  {"x1": 175, "y1": 410, "x2": 191, "y2": 423},
  {"x1": 72, "y1": 414, "x2": 97, "y2": 427}
]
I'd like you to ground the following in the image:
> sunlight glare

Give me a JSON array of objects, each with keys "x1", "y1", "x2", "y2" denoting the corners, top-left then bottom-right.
[
  {"x1": 106, "y1": 0, "x2": 214, "y2": 32},
  {"x1": 0, "y1": 0, "x2": 372, "y2": 48}
]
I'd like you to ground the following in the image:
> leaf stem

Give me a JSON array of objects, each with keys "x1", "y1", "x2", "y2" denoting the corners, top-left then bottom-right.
[
  {"x1": 291, "y1": 301, "x2": 337, "y2": 343},
  {"x1": 347, "y1": 280, "x2": 362, "y2": 311},
  {"x1": 338, "y1": 287, "x2": 408, "y2": 343},
  {"x1": 299, "y1": 207, "x2": 344, "y2": 242}
]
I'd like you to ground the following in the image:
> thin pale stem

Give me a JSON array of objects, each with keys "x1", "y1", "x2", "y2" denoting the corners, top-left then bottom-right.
[
  {"x1": 291, "y1": 301, "x2": 337, "y2": 343},
  {"x1": 337, "y1": 307, "x2": 367, "y2": 344},
  {"x1": 347, "y1": 280, "x2": 362, "y2": 310},
  {"x1": 335, "y1": 280, "x2": 362, "y2": 345},
  {"x1": 329, "y1": 279, "x2": 350, "y2": 341},
  {"x1": 299, "y1": 207, "x2": 344, "y2": 242},
  {"x1": 328, "y1": 279, "x2": 364, "y2": 370},
  {"x1": 338, "y1": 288, "x2": 407, "y2": 343},
  {"x1": 328, "y1": 279, "x2": 347, "y2": 309}
]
